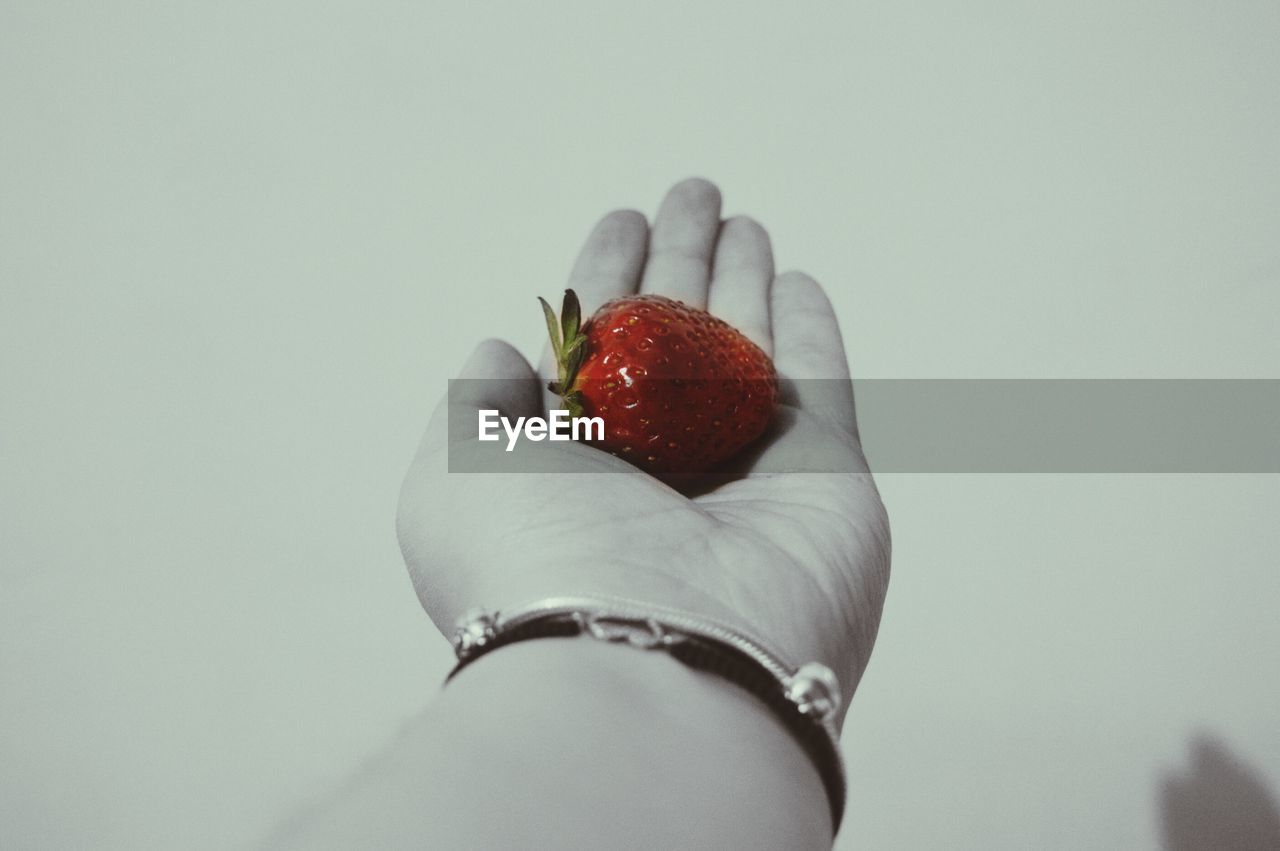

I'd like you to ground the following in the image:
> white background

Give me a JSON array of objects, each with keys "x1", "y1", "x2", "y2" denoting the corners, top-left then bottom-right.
[{"x1": 3, "y1": 2, "x2": 1278, "y2": 848}]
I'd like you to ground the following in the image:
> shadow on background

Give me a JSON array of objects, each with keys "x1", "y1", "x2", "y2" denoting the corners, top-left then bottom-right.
[{"x1": 1160, "y1": 732, "x2": 1280, "y2": 850}]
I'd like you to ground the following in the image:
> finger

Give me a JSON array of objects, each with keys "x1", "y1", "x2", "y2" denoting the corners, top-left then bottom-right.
[
  {"x1": 770, "y1": 271, "x2": 858, "y2": 435},
  {"x1": 539, "y1": 210, "x2": 648, "y2": 391},
  {"x1": 566, "y1": 208, "x2": 649, "y2": 316},
  {"x1": 639, "y1": 177, "x2": 722, "y2": 308},
  {"x1": 708, "y1": 215, "x2": 774, "y2": 356},
  {"x1": 425, "y1": 338, "x2": 541, "y2": 450}
]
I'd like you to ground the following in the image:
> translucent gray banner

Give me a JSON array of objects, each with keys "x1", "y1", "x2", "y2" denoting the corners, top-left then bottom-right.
[{"x1": 445, "y1": 379, "x2": 1280, "y2": 473}]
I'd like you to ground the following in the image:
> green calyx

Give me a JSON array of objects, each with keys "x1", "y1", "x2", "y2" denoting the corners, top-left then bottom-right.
[{"x1": 538, "y1": 288, "x2": 588, "y2": 418}]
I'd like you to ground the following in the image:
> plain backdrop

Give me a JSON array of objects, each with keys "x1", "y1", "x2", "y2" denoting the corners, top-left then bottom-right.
[{"x1": 3, "y1": 2, "x2": 1278, "y2": 849}]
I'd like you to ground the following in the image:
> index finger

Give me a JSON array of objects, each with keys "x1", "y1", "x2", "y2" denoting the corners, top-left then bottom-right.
[
  {"x1": 539, "y1": 210, "x2": 649, "y2": 407},
  {"x1": 770, "y1": 271, "x2": 858, "y2": 437}
]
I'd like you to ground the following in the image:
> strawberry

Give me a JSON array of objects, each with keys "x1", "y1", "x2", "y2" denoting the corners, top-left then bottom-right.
[{"x1": 539, "y1": 289, "x2": 778, "y2": 474}]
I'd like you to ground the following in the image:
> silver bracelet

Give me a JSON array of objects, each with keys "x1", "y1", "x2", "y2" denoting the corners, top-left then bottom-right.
[{"x1": 447, "y1": 594, "x2": 847, "y2": 834}]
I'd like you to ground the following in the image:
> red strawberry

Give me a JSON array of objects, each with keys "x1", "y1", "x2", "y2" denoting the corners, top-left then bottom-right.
[{"x1": 539, "y1": 289, "x2": 778, "y2": 474}]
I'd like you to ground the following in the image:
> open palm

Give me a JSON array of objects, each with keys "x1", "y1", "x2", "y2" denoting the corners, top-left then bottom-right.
[{"x1": 397, "y1": 179, "x2": 891, "y2": 716}]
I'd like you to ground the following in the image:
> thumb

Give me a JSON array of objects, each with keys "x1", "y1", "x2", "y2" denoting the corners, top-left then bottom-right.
[{"x1": 424, "y1": 338, "x2": 541, "y2": 452}]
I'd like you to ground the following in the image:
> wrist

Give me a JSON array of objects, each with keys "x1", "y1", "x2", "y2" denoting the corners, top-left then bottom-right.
[{"x1": 435, "y1": 636, "x2": 835, "y2": 849}]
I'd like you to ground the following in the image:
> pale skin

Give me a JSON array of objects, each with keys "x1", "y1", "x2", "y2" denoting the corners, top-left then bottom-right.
[{"x1": 273, "y1": 179, "x2": 891, "y2": 850}]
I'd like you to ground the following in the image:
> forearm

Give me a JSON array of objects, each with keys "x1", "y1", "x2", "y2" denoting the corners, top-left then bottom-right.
[{"x1": 276, "y1": 637, "x2": 833, "y2": 850}]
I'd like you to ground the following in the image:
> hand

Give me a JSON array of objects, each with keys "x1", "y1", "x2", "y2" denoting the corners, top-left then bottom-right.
[{"x1": 397, "y1": 179, "x2": 891, "y2": 717}]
